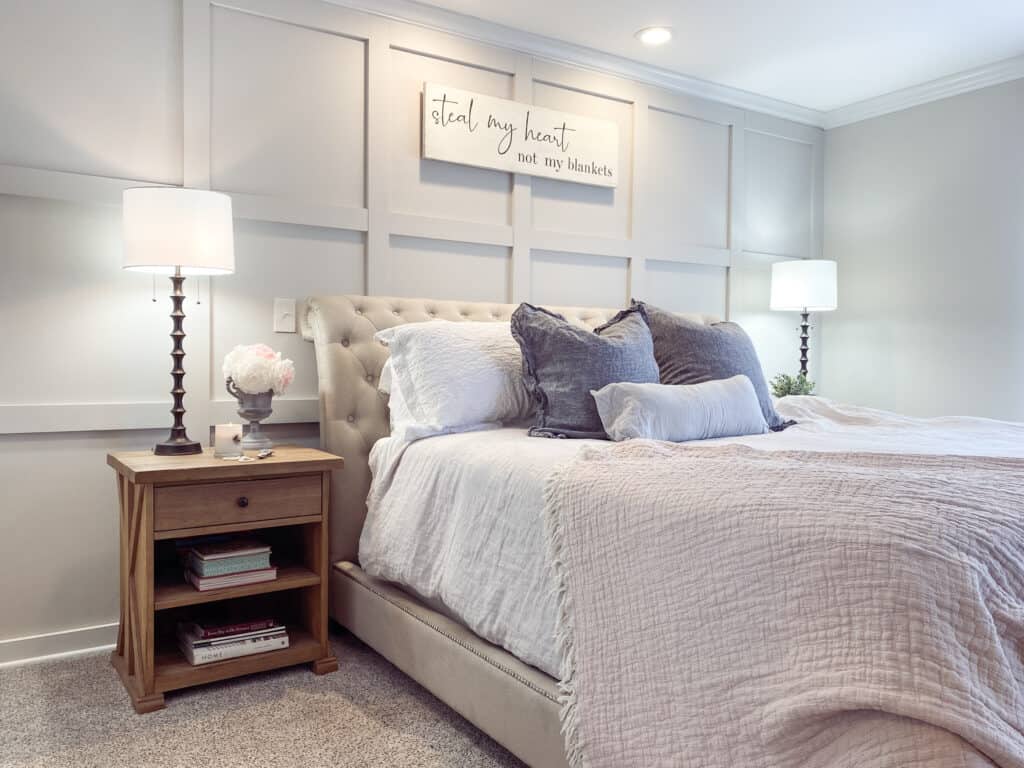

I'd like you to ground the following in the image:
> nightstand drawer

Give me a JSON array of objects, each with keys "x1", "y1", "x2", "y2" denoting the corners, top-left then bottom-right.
[{"x1": 154, "y1": 475, "x2": 322, "y2": 532}]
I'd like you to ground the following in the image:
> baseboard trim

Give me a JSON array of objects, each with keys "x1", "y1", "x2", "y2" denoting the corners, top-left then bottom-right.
[{"x1": 0, "y1": 622, "x2": 118, "y2": 666}]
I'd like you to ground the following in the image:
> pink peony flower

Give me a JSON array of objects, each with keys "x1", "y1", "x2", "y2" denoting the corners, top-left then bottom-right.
[{"x1": 223, "y1": 344, "x2": 295, "y2": 395}]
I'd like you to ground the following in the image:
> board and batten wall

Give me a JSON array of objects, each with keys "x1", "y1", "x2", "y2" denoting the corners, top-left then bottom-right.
[
  {"x1": 822, "y1": 78, "x2": 1024, "y2": 419},
  {"x1": 0, "y1": 0, "x2": 823, "y2": 662}
]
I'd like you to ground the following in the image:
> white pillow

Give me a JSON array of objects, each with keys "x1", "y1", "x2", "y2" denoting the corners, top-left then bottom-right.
[
  {"x1": 378, "y1": 357, "x2": 393, "y2": 395},
  {"x1": 591, "y1": 375, "x2": 769, "y2": 442},
  {"x1": 376, "y1": 320, "x2": 533, "y2": 441}
]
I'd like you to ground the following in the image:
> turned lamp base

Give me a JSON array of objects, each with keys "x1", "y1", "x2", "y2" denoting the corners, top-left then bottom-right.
[
  {"x1": 153, "y1": 268, "x2": 202, "y2": 457},
  {"x1": 154, "y1": 437, "x2": 202, "y2": 456},
  {"x1": 798, "y1": 310, "x2": 811, "y2": 378}
]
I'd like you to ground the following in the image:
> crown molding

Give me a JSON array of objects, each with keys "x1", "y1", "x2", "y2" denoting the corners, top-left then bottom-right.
[
  {"x1": 823, "y1": 54, "x2": 1024, "y2": 129},
  {"x1": 324, "y1": 0, "x2": 826, "y2": 128},
  {"x1": 325, "y1": 0, "x2": 1024, "y2": 131}
]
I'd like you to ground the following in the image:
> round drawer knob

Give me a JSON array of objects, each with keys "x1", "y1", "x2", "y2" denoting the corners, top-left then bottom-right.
[{"x1": 236, "y1": 496, "x2": 249, "y2": 508}]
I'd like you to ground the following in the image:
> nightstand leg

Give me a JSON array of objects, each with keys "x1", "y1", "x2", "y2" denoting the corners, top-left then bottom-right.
[
  {"x1": 311, "y1": 656, "x2": 339, "y2": 675},
  {"x1": 112, "y1": 478, "x2": 159, "y2": 713},
  {"x1": 301, "y1": 472, "x2": 337, "y2": 676},
  {"x1": 132, "y1": 692, "x2": 166, "y2": 714}
]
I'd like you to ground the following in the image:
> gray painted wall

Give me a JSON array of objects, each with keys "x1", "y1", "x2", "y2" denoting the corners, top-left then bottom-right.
[
  {"x1": 822, "y1": 78, "x2": 1024, "y2": 418},
  {"x1": 0, "y1": 0, "x2": 822, "y2": 661}
]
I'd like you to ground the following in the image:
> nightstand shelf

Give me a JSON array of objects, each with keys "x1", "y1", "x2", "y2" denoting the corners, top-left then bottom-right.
[
  {"x1": 152, "y1": 627, "x2": 320, "y2": 693},
  {"x1": 154, "y1": 565, "x2": 321, "y2": 610},
  {"x1": 107, "y1": 445, "x2": 344, "y2": 714}
]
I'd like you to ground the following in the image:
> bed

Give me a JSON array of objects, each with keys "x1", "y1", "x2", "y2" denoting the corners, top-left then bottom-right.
[
  {"x1": 304, "y1": 295, "x2": 1024, "y2": 768},
  {"x1": 301, "y1": 295, "x2": 656, "y2": 767}
]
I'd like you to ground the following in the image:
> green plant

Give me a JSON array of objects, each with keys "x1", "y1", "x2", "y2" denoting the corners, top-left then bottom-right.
[{"x1": 770, "y1": 373, "x2": 815, "y2": 398}]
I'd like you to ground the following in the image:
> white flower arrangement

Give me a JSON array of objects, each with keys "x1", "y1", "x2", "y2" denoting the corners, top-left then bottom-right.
[{"x1": 222, "y1": 344, "x2": 295, "y2": 395}]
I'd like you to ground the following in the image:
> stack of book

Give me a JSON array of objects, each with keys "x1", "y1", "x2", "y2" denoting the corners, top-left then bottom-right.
[
  {"x1": 182, "y1": 536, "x2": 277, "y2": 591},
  {"x1": 177, "y1": 618, "x2": 289, "y2": 665}
]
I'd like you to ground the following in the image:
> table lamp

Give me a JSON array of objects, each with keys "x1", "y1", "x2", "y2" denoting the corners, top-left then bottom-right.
[
  {"x1": 769, "y1": 259, "x2": 837, "y2": 377},
  {"x1": 123, "y1": 188, "x2": 235, "y2": 455}
]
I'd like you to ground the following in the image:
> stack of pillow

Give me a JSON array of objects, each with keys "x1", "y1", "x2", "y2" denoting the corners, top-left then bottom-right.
[{"x1": 376, "y1": 300, "x2": 788, "y2": 444}]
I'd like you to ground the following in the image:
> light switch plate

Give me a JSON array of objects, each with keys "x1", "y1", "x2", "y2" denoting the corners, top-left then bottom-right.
[{"x1": 273, "y1": 298, "x2": 297, "y2": 333}]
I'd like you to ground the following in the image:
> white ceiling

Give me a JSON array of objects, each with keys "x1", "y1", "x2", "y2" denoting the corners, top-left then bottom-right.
[{"x1": 412, "y1": 0, "x2": 1024, "y2": 112}]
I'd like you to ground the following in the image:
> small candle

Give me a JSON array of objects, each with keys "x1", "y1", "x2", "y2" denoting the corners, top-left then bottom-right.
[{"x1": 214, "y1": 423, "x2": 243, "y2": 458}]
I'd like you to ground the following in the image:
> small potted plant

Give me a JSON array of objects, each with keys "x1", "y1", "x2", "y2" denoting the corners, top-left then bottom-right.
[
  {"x1": 223, "y1": 344, "x2": 295, "y2": 450},
  {"x1": 770, "y1": 372, "x2": 815, "y2": 398}
]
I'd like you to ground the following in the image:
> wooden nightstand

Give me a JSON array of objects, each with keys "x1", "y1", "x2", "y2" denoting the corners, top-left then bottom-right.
[{"x1": 107, "y1": 445, "x2": 344, "y2": 713}]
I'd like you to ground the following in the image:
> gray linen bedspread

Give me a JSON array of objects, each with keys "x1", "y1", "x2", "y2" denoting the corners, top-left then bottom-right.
[{"x1": 545, "y1": 442, "x2": 1024, "y2": 768}]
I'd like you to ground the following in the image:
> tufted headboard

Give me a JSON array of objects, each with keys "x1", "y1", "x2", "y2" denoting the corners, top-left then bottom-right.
[{"x1": 302, "y1": 295, "x2": 717, "y2": 568}]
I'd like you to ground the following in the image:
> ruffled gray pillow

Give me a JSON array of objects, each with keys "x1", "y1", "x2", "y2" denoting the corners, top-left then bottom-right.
[
  {"x1": 511, "y1": 303, "x2": 659, "y2": 438},
  {"x1": 632, "y1": 300, "x2": 789, "y2": 430}
]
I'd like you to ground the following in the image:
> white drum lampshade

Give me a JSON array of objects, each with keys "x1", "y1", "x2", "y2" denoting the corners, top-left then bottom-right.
[
  {"x1": 123, "y1": 187, "x2": 234, "y2": 275},
  {"x1": 770, "y1": 259, "x2": 837, "y2": 312},
  {"x1": 770, "y1": 259, "x2": 837, "y2": 378},
  {"x1": 122, "y1": 187, "x2": 235, "y2": 455}
]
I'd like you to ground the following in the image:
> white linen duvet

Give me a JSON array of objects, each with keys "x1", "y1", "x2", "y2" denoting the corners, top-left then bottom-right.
[{"x1": 359, "y1": 396, "x2": 1024, "y2": 678}]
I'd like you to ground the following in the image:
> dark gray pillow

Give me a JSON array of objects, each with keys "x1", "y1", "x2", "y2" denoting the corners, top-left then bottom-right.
[
  {"x1": 511, "y1": 303, "x2": 659, "y2": 438},
  {"x1": 632, "y1": 300, "x2": 789, "y2": 430}
]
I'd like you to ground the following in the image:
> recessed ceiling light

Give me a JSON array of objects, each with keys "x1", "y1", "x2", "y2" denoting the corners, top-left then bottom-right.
[{"x1": 636, "y1": 27, "x2": 672, "y2": 46}]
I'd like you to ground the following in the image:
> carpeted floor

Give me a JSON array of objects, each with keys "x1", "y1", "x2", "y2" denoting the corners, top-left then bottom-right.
[{"x1": 0, "y1": 631, "x2": 524, "y2": 768}]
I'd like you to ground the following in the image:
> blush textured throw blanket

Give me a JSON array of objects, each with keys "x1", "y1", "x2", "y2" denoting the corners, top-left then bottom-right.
[{"x1": 545, "y1": 442, "x2": 1024, "y2": 768}]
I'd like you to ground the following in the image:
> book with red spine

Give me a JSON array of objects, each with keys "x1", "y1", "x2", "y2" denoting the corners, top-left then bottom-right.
[{"x1": 180, "y1": 618, "x2": 276, "y2": 640}]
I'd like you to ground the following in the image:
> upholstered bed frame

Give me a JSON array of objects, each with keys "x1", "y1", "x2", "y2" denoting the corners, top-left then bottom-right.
[{"x1": 302, "y1": 295, "x2": 713, "y2": 767}]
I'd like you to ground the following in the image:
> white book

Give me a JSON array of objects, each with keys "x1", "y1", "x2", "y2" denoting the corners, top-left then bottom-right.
[
  {"x1": 177, "y1": 624, "x2": 287, "y2": 648},
  {"x1": 180, "y1": 632, "x2": 290, "y2": 665}
]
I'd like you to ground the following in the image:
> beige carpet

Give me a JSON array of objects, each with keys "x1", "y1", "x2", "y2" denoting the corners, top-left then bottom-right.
[{"x1": 0, "y1": 631, "x2": 524, "y2": 768}]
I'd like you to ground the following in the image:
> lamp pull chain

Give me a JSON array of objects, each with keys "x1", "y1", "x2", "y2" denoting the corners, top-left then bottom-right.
[
  {"x1": 197, "y1": 276, "x2": 202, "y2": 306},
  {"x1": 151, "y1": 274, "x2": 157, "y2": 303}
]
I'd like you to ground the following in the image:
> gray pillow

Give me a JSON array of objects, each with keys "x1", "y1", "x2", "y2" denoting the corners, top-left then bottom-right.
[
  {"x1": 592, "y1": 375, "x2": 769, "y2": 442},
  {"x1": 511, "y1": 303, "x2": 659, "y2": 438},
  {"x1": 632, "y1": 300, "x2": 789, "y2": 430}
]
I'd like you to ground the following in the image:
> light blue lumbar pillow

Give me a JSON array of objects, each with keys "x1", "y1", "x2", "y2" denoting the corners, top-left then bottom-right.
[{"x1": 591, "y1": 375, "x2": 769, "y2": 442}]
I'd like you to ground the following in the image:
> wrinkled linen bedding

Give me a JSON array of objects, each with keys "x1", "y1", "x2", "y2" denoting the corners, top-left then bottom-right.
[
  {"x1": 547, "y1": 443, "x2": 1024, "y2": 767},
  {"x1": 360, "y1": 396, "x2": 1024, "y2": 687}
]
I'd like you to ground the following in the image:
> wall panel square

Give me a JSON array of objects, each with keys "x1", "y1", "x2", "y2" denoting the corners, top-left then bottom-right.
[
  {"x1": 745, "y1": 131, "x2": 813, "y2": 258},
  {"x1": 530, "y1": 83, "x2": 633, "y2": 239},
  {"x1": 0, "y1": 0, "x2": 182, "y2": 183},
  {"x1": 211, "y1": 7, "x2": 366, "y2": 207},
  {"x1": 530, "y1": 250, "x2": 628, "y2": 308},
  {"x1": 0, "y1": 195, "x2": 174, "y2": 405},
  {"x1": 389, "y1": 48, "x2": 514, "y2": 225},
  {"x1": 646, "y1": 109, "x2": 730, "y2": 250},
  {"x1": 385, "y1": 236, "x2": 510, "y2": 302},
  {"x1": 642, "y1": 260, "x2": 727, "y2": 318},
  {"x1": 213, "y1": 221, "x2": 365, "y2": 401}
]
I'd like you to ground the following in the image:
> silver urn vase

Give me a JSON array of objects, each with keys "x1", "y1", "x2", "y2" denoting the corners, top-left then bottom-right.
[{"x1": 226, "y1": 378, "x2": 274, "y2": 450}]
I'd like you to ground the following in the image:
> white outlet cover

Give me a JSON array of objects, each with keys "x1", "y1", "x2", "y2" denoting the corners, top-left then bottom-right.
[{"x1": 273, "y1": 298, "x2": 297, "y2": 333}]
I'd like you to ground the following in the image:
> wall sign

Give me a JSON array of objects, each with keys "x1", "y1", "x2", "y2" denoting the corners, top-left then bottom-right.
[{"x1": 422, "y1": 83, "x2": 619, "y2": 188}]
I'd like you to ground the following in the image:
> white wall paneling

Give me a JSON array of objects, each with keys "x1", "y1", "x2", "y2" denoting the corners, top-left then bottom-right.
[
  {"x1": 0, "y1": 0, "x2": 823, "y2": 657},
  {"x1": 743, "y1": 113, "x2": 824, "y2": 261},
  {"x1": 385, "y1": 236, "x2": 511, "y2": 302},
  {"x1": 0, "y1": 0, "x2": 183, "y2": 184},
  {"x1": 643, "y1": 260, "x2": 728, "y2": 319},
  {"x1": 530, "y1": 250, "x2": 630, "y2": 308}
]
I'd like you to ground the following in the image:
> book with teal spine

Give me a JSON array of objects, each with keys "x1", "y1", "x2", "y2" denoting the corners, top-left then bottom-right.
[{"x1": 187, "y1": 551, "x2": 271, "y2": 577}]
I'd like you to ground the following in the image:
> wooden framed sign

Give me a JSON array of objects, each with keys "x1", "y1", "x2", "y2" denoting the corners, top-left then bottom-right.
[{"x1": 422, "y1": 83, "x2": 619, "y2": 188}]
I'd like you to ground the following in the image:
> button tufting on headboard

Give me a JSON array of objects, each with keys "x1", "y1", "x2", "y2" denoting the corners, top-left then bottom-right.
[{"x1": 303, "y1": 295, "x2": 719, "y2": 567}]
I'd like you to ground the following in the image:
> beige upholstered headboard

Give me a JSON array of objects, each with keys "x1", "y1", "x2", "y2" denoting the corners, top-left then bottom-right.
[{"x1": 302, "y1": 294, "x2": 716, "y2": 568}]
